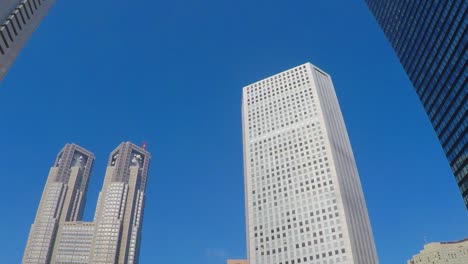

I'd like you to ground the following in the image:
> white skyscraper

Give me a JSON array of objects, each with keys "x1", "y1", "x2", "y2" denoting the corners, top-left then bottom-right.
[{"x1": 242, "y1": 63, "x2": 378, "y2": 264}]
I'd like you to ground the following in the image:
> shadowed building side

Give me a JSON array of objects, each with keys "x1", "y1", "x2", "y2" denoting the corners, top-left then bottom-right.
[{"x1": 0, "y1": 0, "x2": 56, "y2": 81}]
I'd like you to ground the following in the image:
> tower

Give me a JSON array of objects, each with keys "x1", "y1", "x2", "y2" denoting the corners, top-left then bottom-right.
[
  {"x1": 242, "y1": 63, "x2": 378, "y2": 264},
  {"x1": 23, "y1": 144, "x2": 94, "y2": 264},
  {"x1": 90, "y1": 142, "x2": 150, "y2": 263}
]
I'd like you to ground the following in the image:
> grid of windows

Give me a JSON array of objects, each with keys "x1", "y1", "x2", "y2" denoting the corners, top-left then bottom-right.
[
  {"x1": 24, "y1": 220, "x2": 59, "y2": 264},
  {"x1": 55, "y1": 223, "x2": 95, "y2": 264},
  {"x1": 365, "y1": 0, "x2": 468, "y2": 208},
  {"x1": 92, "y1": 183, "x2": 128, "y2": 263},
  {"x1": 242, "y1": 63, "x2": 377, "y2": 264}
]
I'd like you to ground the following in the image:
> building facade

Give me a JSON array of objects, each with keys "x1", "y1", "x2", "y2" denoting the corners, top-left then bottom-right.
[
  {"x1": 54, "y1": 222, "x2": 95, "y2": 263},
  {"x1": 23, "y1": 144, "x2": 94, "y2": 264},
  {"x1": 227, "y1": 260, "x2": 248, "y2": 264},
  {"x1": 23, "y1": 142, "x2": 151, "y2": 264},
  {"x1": 364, "y1": 0, "x2": 467, "y2": 208},
  {"x1": 0, "y1": 0, "x2": 56, "y2": 81},
  {"x1": 408, "y1": 238, "x2": 468, "y2": 264},
  {"x1": 242, "y1": 63, "x2": 378, "y2": 264},
  {"x1": 90, "y1": 142, "x2": 150, "y2": 263}
]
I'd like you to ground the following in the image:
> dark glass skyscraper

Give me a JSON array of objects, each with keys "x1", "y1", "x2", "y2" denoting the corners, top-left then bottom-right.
[{"x1": 365, "y1": 0, "x2": 467, "y2": 208}]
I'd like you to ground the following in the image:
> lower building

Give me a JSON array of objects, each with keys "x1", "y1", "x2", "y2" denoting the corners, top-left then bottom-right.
[
  {"x1": 408, "y1": 238, "x2": 468, "y2": 264},
  {"x1": 227, "y1": 260, "x2": 248, "y2": 264}
]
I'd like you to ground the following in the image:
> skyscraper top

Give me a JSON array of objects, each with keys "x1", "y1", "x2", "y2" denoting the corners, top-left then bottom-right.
[
  {"x1": 243, "y1": 62, "x2": 328, "y2": 91},
  {"x1": 52, "y1": 143, "x2": 94, "y2": 183},
  {"x1": 55, "y1": 143, "x2": 95, "y2": 164},
  {"x1": 107, "y1": 141, "x2": 151, "y2": 186},
  {"x1": 109, "y1": 141, "x2": 151, "y2": 159}
]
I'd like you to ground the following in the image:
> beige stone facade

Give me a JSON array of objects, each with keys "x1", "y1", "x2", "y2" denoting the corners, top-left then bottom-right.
[
  {"x1": 408, "y1": 238, "x2": 468, "y2": 264},
  {"x1": 23, "y1": 142, "x2": 151, "y2": 264},
  {"x1": 227, "y1": 260, "x2": 248, "y2": 264},
  {"x1": 23, "y1": 144, "x2": 94, "y2": 264}
]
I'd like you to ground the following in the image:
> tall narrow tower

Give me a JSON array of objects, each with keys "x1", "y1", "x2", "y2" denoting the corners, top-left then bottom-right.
[
  {"x1": 23, "y1": 144, "x2": 94, "y2": 264},
  {"x1": 0, "y1": 0, "x2": 56, "y2": 81},
  {"x1": 90, "y1": 142, "x2": 151, "y2": 264},
  {"x1": 242, "y1": 63, "x2": 378, "y2": 264}
]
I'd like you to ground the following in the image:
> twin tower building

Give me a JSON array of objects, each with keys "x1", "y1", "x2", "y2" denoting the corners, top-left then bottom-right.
[
  {"x1": 23, "y1": 63, "x2": 378, "y2": 264},
  {"x1": 23, "y1": 142, "x2": 150, "y2": 264}
]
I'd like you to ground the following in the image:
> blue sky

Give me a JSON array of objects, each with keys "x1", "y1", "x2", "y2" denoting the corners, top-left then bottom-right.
[{"x1": 0, "y1": 0, "x2": 466, "y2": 263}]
